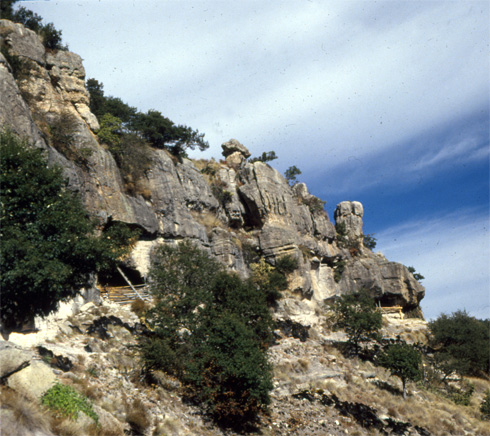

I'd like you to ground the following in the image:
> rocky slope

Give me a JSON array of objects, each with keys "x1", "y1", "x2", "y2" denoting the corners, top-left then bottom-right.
[{"x1": 0, "y1": 19, "x2": 424, "y2": 327}]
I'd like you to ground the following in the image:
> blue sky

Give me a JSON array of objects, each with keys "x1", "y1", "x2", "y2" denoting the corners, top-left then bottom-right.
[{"x1": 21, "y1": 0, "x2": 489, "y2": 320}]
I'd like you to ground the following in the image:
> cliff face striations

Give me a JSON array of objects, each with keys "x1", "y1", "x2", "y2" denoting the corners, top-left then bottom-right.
[{"x1": 0, "y1": 20, "x2": 424, "y2": 324}]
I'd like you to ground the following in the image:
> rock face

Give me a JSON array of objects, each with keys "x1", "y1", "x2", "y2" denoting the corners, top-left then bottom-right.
[{"x1": 0, "y1": 20, "x2": 426, "y2": 323}]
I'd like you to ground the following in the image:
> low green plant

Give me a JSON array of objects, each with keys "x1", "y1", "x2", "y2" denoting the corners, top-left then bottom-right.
[
  {"x1": 333, "y1": 258, "x2": 346, "y2": 283},
  {"x1": 41, "y1": 383, "x2": 98, "y2": 424},
  {"x1": 447, "y1": 380, "x2": 474, "y2": 406},
  {"x1": 275, "y1": 254, "x2": 299, "y2": 274},
  {"x1": 480, "y1": 390, "x2": 490, "y2": 420},
  {"x1": 303, "y1": 196, "x2": 326, "y2": 214}
]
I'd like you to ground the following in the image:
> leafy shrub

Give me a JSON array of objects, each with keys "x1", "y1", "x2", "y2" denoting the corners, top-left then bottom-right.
[
  {"x1": 446, "y1": 381, "x2": 474, "y2": 406},
  {"x1": 429, "y1": 310, "x2": 489, "y2": 377},
  {"x1": 41, "y1": 383, "x2": 98, "y2": 424},
  {"x1": 211, "y1": 179, "x2": 233, "y2": 206},
  {"x1": 0, "y1": 46, "x2": 27, "y2": 80},
  {"x1": 333, "y1": 258, "x2": 346, "y2": 283},
  {"x1": 140, "y1": 241, "x2": 274, "y2": 429},
  {"x1": 481, "y1": 390, "x2": 490, "y2": 420},
  {"x1": 302, "y1": 196, "x2": 326, "y2": 214},
  {"x1": 0, "y1": 131, "x2": 134, "y2": 332},
  {"x1": 330, "y1": 288, "x2": 382, "y2": 355},
  {"x1": 87, "y1": 78, "x2": 208, "y2": 158},
  {"x1": 6, "y1": 2, "x2": 67, "y2": 50},
  {"x1": 275, "y1": 254, "x2": 299, "y2": 274}
]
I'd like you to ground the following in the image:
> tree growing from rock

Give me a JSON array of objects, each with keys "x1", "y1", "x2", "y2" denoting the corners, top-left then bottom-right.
[
  {"x1": 331, "y1": 288, "x2": 382, "y2": 355},
  {"x1": 284, "y1": 165, "x2": 301, "y2": 186},
  {"x1": 378, "y1": 342, "x2": 422, "y2": 399}
]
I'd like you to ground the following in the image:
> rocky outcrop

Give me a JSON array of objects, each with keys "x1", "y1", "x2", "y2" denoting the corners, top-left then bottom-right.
[{"x1": 0, "y1": 20, "x2": 426, "y2": 322}]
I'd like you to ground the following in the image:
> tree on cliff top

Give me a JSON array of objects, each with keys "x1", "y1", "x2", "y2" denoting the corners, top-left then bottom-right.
[
  {"x1": 0, "y1": 130, "x2": 134, "y2": 334},
  {"x1": 86, "y1": 78, "x2": 208, "y2": 159}
]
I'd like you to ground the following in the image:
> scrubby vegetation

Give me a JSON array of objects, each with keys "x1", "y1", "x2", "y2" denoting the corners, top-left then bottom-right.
[
  {"x1": 428, "y1": 310, "x2": 489, "y2": 378},
  {"x1": 41, "y1": 383, "x2": 98, "y2": 424},
  {"x1": 139, "y1": 241, "x2": 274, "y2": 429},
  {"x1": 284, "y1": 165, "x2": 301, "y2": 186},
  {"x1": 87, "y1": 78, "x2": 208, "y2": 161},
  {"x1": 249, "y1": 150, "x2": 278, "y2": 163},
  {"x1": 1, "y1": 1, "x2": 67, "y2": 50}
]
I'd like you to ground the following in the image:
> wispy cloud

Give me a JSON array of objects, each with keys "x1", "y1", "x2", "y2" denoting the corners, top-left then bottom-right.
[{"x1": 375, "y1": 208, "x2": 490, "y2": 320}]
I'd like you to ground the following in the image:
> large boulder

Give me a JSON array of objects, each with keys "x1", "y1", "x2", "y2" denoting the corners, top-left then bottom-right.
[
  {"x1": 0, "y1": 341, "x2": 32, "y2": 379},
  {"x1": 7, "y1": 361, "x2": 56, "y2": 401},
  {"x1": 338, "y1": 255, "x2": 425, "y2": 310}
]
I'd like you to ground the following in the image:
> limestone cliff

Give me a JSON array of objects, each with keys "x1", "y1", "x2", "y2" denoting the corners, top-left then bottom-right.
[{"x1": 0, "y1": 19, "x2": 425, "y2": 324}]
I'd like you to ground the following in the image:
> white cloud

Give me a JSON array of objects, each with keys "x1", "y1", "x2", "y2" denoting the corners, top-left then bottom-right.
[
  {"x1": 375, "y1": 209, "x2": 490, "y2": 320},
  {"x1": 28, "y1": 1, "x2": 488, "y2": 168}
]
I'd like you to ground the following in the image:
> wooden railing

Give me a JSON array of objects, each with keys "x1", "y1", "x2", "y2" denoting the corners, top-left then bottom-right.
[{"x1": 100, "y1": 284, "x2": 151, "y2": 305}]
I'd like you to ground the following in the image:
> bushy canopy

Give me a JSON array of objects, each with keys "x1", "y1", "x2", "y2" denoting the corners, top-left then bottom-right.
[
  {"x1": 0, "y1": 131, "x2": 133, "y2": 332},
  {"x1": 140, "y1": 241, "x2": 274, "y2": 429},
  {"x1": 331, "y1": 288, "x2": 383, "y2": 354},
  {"x1": 429, "y1": 310, "x2": 489, "y2": 377}
]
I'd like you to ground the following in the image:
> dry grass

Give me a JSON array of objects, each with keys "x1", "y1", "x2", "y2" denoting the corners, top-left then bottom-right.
[
  {"x1": 125, "y1": 398, "x2": 151, "y2": 435},
  {"x1": 0, "y1": 387, "x2": 51, "y2": 436}
]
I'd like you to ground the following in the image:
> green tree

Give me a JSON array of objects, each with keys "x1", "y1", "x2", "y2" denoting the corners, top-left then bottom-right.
[
  {"x1": 363, "y1": 233, "x2": 377, "y2": 250},
  {"x1": 284, "y1": 165, "x2": 301, "y2": 186},
  {"x1": 4, "y1": 2, "x2": 67, "y2": 50},
  {"x1": 429, "y1": 310, "x2": 489, "y2": 377},
  {"x1": 378, "y1": 342, "x2": 422, "y2": 399},
  {"x1": 140, "y1": 241, "x2": 273, "y2": 428},
  {"x1": 0, "y1": 131, "x2": 132, "y2": 333},
  {"x1": 250, "y1": 151, "x2": 278, "y2": 163},
  {"x1": 407, "y1": 266, "x2": 424, "y2": 282},
  {"x1": 331, "y1": 288, "x2": 382, "y2": 355}
]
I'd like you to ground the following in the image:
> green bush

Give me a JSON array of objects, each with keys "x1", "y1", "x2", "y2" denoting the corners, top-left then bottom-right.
[
  {"x1": 407, "y1": 266, "x2": 424, "y2": 282},
  {"x1": 481, "y1": 390, "x2": 490, "y2": 420},
  {"x1": 330, "y1": 288, "x2": 382, "y2": 355},
  {"x1": 140, "y1": 241, "x2": 273, "y2": 429},
  {"x1": 363, "y1": 233, "x2": 377, "y2": 250},
  {"x1": 6, "y1": 2, "x2": 67, "y2": 50},
  {"x1": 0, "y1": 131, "x2": 134, "y2": 332},
  {"x1": 87, "y1": 78, "x2": 208, "y2": 158},
  {"x1": 41, "y1": 383, "x2": 98, "y2": 423},
  {"x1": 447, "y1": 381, "x2": 474, "y2": 406},
  {"x1": 429, "y1": 310, "x2": 489, "y2": 377},
  {"x1": 275, "y1": 254, "x2": 299, "y2": 275}
]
